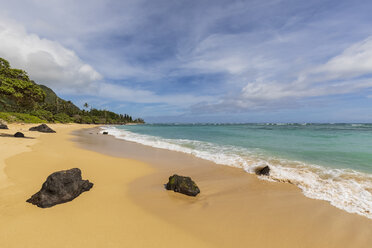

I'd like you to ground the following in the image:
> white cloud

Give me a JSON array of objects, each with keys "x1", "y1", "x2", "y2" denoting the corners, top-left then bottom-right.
[
  {"x1": 93, "y1": 83, "x2": 215, "y2": 106},
  {"x1": 302, "y1": 36, "x2": 372, "y2": 83},
  {"x1": 180, "y1": 33, "x2": 278, "y2": 77},
  {"x1": 0, "y1": 18, "x2": 214, "y2": 108},
  {"x1": 1, "y1": 0, "x2": 372, "y2": 119},
  {"x1": 194, "y1": 35, "x2": 372, "y2": 112},
  {"x1": 0, "y1": 18, "x2": 102, "y2": 90}
]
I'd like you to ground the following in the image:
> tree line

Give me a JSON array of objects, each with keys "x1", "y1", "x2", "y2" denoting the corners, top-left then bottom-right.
[{"x1": 0, "y1": 58, "x2": 144, "y2": 124}]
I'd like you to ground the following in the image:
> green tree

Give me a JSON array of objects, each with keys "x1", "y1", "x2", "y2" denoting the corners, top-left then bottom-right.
[
  {"x1": 83, "y1": 102, "x2": 89, "y2": 110},
  {"x1": 0, "y1": 58, "x2": 45, "y2": 111}
]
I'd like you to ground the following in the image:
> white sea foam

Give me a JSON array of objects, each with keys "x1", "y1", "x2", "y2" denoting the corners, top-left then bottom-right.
[{"x1": 101, "y1": 126, "x2": 372, "y2": 219}]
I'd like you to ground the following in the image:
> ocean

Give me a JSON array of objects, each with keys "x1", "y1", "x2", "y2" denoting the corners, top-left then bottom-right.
[{"x1": 101, "y1": 123, "x2": 372, "y2": 219}]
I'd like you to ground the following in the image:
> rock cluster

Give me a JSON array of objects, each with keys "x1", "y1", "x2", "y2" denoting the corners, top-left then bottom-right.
[
  {"x1": 26, "y1": 168, "x2": 93, "y2": 208},
  {"x1": 29, "y1": 124, "x2": 56, "y2": 133},
  {"x1": 165, "y1": 174, "x2": 200, "y2": 196}
]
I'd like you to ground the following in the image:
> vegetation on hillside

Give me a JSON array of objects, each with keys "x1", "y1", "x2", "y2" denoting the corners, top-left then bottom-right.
[
  {"x1": 0, "y1": 112, "x2": 46, "y2": 123},
  {"x1": 0, "y1": 58, "x2": 144, "y2": 124},
  {"x1": 0, "y1": 58, "x2": 45, "y2": 111}
]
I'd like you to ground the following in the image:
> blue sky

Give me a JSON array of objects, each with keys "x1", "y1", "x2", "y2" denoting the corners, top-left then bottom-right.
[{"x1": 1, "y1": 0, "x2": 372, "y2": 122}]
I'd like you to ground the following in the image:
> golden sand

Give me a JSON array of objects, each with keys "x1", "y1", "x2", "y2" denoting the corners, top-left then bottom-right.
[
  {"x1": 0, "y1": 124, "x2": 371, "y2": 248},
  {"x1": 0, "y1": 124, "x2": 213, "y2": 248}
]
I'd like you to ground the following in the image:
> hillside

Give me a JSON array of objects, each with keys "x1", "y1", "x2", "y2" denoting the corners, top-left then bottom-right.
[
  {"x1": 0, "y1": 58, "x2": 144, "y2": 124},
  {"x1": 39, "y1": 84, "x2": 80, "y2": 112}
]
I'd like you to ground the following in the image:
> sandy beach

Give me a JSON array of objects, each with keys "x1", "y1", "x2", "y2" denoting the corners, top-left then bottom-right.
[{"x1": 0, "y1": 124, "x2": 371, "y2": 248}]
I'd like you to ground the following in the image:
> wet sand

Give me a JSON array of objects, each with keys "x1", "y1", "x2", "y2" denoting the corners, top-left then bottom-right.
[{"x1": 75, "y1": 127, "x2": 372, "y2": 248}]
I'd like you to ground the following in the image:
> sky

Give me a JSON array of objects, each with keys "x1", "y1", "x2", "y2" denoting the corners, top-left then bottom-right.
[{"x1": 1, "y1": 0, "x2": 372, "y2": 123}]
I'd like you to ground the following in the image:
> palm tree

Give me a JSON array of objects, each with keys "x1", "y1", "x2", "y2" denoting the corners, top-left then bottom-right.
[{"x1": 83, "y1": 102, "x2": 89, "y2": 110}]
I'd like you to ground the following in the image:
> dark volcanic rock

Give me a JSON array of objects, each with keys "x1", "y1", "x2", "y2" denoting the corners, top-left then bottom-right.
[
  {"x1": 102, "y1": 131, "x2": 108, "y2": 135},
  {"x1": 255, "y1": 166, "x2": 270, "y2": 176},
  {"x1": 14, "y1": 132, "x2": 24, "y2": 138},
  {"x1": 0, "y1": 123, "x2": 8, "y2": 129},
  {"x1": 26, "y1": 168, "x2": 93, "y2": 208},
  {"x1": 29, "y1": 124, "x2": 56, "y2": 133},
  {"x1": 165, "y1": 174, "x2": 200, "y2": 196}
]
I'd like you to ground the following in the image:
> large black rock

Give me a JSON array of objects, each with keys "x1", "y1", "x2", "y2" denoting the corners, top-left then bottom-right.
[
  {"x1": 0, "y1": 123, "x2": 8, "y2": 129},
  {"x1": 27, "y1": 168, "x2": 93, "y2": 208},
  {"x1": 14, "y1": 132, "x2": 24, "y2": 138},
  {"x1": 102, "y1": 131, "x2": 108, "y2": 135},
  {"x1": 165, "y1": 174, "x2": 200, "y2": 196},
  {"x1": 29, "y1": 124, "x2": 56, "y2": 133},
  {"x1": 255, "y1": 166, "x2": 270, "y2": 176}
]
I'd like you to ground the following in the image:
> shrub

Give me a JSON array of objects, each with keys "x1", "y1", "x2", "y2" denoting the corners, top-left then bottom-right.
[
  {"x1": 30, "y1": 109, "x2": 54, "y2": 122},
  {"x1": 80, "y1": 115, "x2": 93, "y2": 124},
  {"x1": 72, "y1": 114, "x2": 82, "y2": 123},
  {"x1": 0, "y1": 112, "x2": 45, "y2": 123},
  {"x1": 53, "y1": 113, "x2": 72, "y2": 123}
]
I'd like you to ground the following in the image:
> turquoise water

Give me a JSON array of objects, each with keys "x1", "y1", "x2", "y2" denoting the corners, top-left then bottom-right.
[
  {"x1": 102, "y1": 123, "x2": 372, "y2": 219},
  {"x1": 117, "y1": 123, "x2": 372, "y2": 173}
]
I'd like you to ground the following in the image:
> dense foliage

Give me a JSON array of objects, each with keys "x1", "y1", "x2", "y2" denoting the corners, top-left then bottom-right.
[
  {"x1": 0, "y1": 58, "x2": 144, "y2": 124},
  {"x1": 0, "y1": 112, "x2": 46, "y2": 123},
  {"x1": 0, "y1": 58, "x2": 45, "y2": 111}
]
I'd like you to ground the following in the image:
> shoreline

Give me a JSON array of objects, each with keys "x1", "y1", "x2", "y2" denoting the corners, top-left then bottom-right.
[
  {"x1": 0, "y1": 124, "x2": 371, "y2": 247},
  {"x1": 75, "y1": 127, "x2": 372, "y2": 247},
  {"x1": 98, "y1": 124, "x2": 372, "y2": 220}
]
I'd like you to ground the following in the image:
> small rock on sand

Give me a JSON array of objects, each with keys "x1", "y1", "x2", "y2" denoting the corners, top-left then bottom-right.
[
  {"x1": 255, "y1": 166, "x2": 270, "y2": 176},
  {"x1": 0, "y1": 123, "x2": 8, "y2": 129},
  {"x1": 165, "y1": 174, "x2": 200, "y2": 196},
  {"x1": 29, "y1": 124, "x2": 56, "y2": 133},
  {"x1": 14, "y1": 132, "x2": 24, "y2": 138}
]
